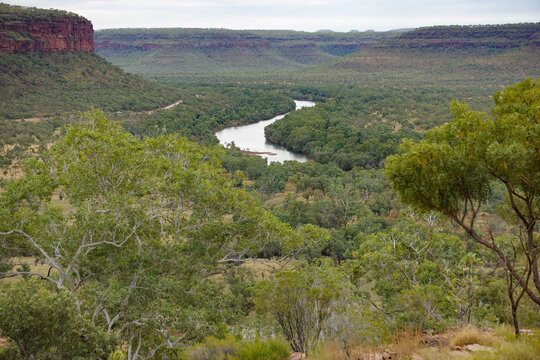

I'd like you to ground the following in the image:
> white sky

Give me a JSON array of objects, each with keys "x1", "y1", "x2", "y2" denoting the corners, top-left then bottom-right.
[{"x1": 4, "y1": 0, "x2": 540, "y2": 31}]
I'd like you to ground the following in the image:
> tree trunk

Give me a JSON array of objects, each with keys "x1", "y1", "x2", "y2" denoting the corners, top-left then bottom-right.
[{"x1": 511, "y1": 304, "x2": 520, "y2": 337}]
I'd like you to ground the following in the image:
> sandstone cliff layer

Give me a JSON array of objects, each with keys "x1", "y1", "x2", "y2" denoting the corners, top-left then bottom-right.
[{"x1": 0, "y1": 4, "x2": 94, "y2": 53}]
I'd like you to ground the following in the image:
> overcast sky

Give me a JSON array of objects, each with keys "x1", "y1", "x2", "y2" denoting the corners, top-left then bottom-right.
[{"x1": 4, "y1": 0, "x2": 540, "y2": 31}]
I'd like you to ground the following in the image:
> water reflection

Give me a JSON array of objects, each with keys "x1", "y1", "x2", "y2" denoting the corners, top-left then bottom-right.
[{"x1": 216, "y1": 100, "x2": 316, "y2": 163}]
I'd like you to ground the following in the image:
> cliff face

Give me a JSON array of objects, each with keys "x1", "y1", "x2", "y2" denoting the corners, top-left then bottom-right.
[
  {"x1": 0, "y1": 6, "x2": 94, "y2": 53},
  {"x1": 385, "y1": 24, "x2": 540, "y2": 49}
]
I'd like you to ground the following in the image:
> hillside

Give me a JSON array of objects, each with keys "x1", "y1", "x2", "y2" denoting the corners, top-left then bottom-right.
[
  {"x1": 94, "y1": 28, "x2": 401, "y2": 80},
  {"x1": 263, "y1": 24, "x2": 540, "y2": 169},
  {"x1": 0, "y1": 3, "x2": 181, "y2": 118}
]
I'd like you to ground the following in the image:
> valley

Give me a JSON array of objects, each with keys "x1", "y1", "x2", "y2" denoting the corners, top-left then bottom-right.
[{"x1": 0, "y1": 2, "x2": 539, "y2": 360}]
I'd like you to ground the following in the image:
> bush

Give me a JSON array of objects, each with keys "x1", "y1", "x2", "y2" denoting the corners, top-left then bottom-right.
[
  {"x1": 184, "y1": 336, "x2": 240, "y2": 360},
  {"x1": 450, "y1": 327, "x2": 497, "y2": 347},
  {"x1": 0, "y1": 281, "x2": 115, "y2": 360},
  {"x1": 184, "y1": 337, "x2": 290, "y2": 360},
  {"x1": 0, "y1": 342, "x2": 22, "y2": 360},
  {"x1": 236, "y1": 338, "x2": 290, "y2": 360}
]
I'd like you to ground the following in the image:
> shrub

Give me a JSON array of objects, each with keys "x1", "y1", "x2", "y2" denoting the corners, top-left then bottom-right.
[
  {"x1": 0, "y1": 281, "x2": 115, "y2": 360},
  {"x1": 450, "y1": 327, "x2": 497, "y2": 347},
  {"x1": 0, "y1": 342, "x2": 22, "y2": 360},
  {"x1": 236, "y1": 338, "x2": 290, "y2": 360},
  {"x1": 184, "y1": 336, "x2": 240, "y2": 360}
]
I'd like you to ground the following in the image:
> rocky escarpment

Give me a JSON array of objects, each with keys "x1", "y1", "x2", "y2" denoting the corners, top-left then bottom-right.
[
  {"x1": 381, "y1": 23, "x2": 540, "y2": 49},
  {"x1": 93, "y1": 28, "x2": 401, "y2": 79},
  {"x1": 94, "y1": 29, "x2": 397, "y2": 57},
  {"x1": 0, "y1": 3, "x2": 94, "y2": 53}
]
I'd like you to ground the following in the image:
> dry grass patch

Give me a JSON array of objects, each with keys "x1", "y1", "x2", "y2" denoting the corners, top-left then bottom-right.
[
  {"x1": 392, "y1": 329, "x2": 423, "y2": 359},
  {"x1": 0, "y1": 336, "x2": 9, "y2": 348},
  {"x1": 240, "y1": 258, "x2": 299, "y2": 280},
  {"x1": 450, "y1": 327, "x2": 497, "y2": 348},
  {"x1": 0, "y1": 257, "x2": 55, "y2": 284}
]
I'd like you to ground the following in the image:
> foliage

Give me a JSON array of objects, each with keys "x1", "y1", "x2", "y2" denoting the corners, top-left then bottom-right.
[
  {"x1": 255, "y1": 260, "x2": 356, "y2": 353},
  {"x1": 184, "y1": 336, "x2": 289, "y2": 360},
  {"x1": 0, "y1": 110, "x2": 307, "y2": 359},
  {"x1": 0, "y1": 84, "x2": 294, "y2": 173},
  {"x1": 265, "y1": 89, "x2": 423, "y2": 169},
  {"x1": 0, "y1": 281, "x2": 115, "y2": 359},
  {"x1": 353, "y1": 225, "x2": 470, "y2": 331},
  {"x1": 0, "y1": 342, "x2": 22, "y2": 360},
  {"x1": 0, "y1": 52, "x2": 181, "y2": 119},
  {"x1": 385, "y1": 79, "x2": 540, "y2": 325},
  {"x1": 235, "y1": 338, "x2": 290, "y2": 360},
  {"x1": 119, "y1": 85, "x2": 295, "y2": 145},
  {"x1": 0, "y1": 2, "x2": 80, "y2": 19},
  {"x1": 184, "y1": 336, "x2": 240, "y2": 360}
]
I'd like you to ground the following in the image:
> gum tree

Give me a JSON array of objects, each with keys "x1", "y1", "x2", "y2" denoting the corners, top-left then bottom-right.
[
  {"x1": 0, "y1": 110, "x2": 307, "y2": 358},
  {"x1": 385, "y1": 79, "x2": 539, "y2": 334}
]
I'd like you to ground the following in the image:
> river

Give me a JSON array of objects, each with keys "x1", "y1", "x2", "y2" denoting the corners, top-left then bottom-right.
[{"x1": 215, "y1": 100, "x2": 316, "y2": 163}]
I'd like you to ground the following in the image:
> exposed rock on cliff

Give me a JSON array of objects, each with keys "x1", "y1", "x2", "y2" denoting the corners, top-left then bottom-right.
[
  {"x1": 381, "y1": 23, "x2": 540, "y2": 49},
  {"x1": 0, "y1": 3, "x2": 94, "y2": 53}
]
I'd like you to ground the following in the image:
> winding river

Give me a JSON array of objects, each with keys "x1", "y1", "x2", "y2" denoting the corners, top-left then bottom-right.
[{"x1": 216, "y1": 100, "x2": 316, "y2": 163}]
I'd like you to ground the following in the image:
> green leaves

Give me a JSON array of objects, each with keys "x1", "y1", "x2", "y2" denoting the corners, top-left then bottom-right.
[
  {"x1": 0, "y1": 109, "x2": 305, "y2": 357},
  {"x1": 255, "y1": 259, "x2": 353, "y2": 353},
  {"x1": 387, "y1": 79, "x2": 539, "y2": 220},
  {"x1": 385, "y1": 79, "x2": 540, "y2": 312},
  {"x1": 0, "y1": 281, "x2": 115, "y2": 359}
]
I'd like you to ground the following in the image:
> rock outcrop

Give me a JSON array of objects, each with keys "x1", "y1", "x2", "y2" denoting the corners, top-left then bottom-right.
[
  {"x1": 0, "y1": 4, "x2": 94, "y2": 53},
  {"x1": 383, "y1": 23, "x2": 540, "y2": 49}
]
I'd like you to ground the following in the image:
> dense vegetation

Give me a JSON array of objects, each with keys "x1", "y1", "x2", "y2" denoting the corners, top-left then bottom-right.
[
  {"x1": 0, "y1": 52, "x2": 181, "y2": 119},
  {"x1": 1, "y1": 82, "x2": 539, "y2": 359},
  {"x1": 116, "y1": 85, "x2": 295, "y2": 144},
  {"x1": 0, "y1": 2, "x2": 80, "y2": 19},
  {"x1": 0, "y1": 4, "x2": 539, "y2": 358},
  {"x1": 0, "y1": 84, "x2": 294, "y2": 173}
]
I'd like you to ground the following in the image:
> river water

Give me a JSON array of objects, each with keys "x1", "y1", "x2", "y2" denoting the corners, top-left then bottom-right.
[{"x1": 216, "y1": 100, "x2": 316, "y2": 163}]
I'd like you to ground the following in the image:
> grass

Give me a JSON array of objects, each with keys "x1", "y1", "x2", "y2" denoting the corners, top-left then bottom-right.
[
  {"x1": 309, "y1": 326, "x2": 540, "y2": 360},
  {"x1": 449, "y1": 327, "x2": 497, "y2": 347},
  {"x1": 392, "y1": 329, "x2": 423, "y2": 359},
  {"x1": 0, "y1": 257, "x2": 55, "y2": 284},
  {"x1": 418, "y1": 326, "x2": 540, "y2": 360},
  {"x1": 310, "y1": 329, "x2": 422, "y2": 360},
  {"x1": 240, "y1": 259, "x2": 299, "y2": 280}
]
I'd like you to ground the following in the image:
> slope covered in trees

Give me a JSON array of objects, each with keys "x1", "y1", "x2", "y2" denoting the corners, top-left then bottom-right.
[{"x1": 0, "y1": 52, "x2": 181, "y2": 118}]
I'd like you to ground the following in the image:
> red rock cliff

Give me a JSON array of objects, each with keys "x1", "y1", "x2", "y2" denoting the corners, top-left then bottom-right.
[{"x1": 0, "y1": 12, "x2": 94, "y2": 53}]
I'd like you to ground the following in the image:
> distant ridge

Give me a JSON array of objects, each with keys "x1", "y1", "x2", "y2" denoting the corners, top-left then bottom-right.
[
  {"x1": 94, "y1": 28, "x2": 402, "y2": 80},
  {"x1": 381, "y1": 23, "x2": 540, "y2": 49}
]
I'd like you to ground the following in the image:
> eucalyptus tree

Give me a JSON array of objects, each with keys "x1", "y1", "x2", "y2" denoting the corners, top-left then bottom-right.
[
  {"x1": 385, "y1": 79, "x2": 539, "y2": 334},
  {"x1": 0, "y1": 110, "x2": 308, "y2": 359}
]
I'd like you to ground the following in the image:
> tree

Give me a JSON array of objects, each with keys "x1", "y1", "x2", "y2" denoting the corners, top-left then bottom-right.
[
  {"x1": 0, "y1": 110, "x2": 305, "y2": 359},
  {"x1": 385, "y1": 79, "x2": 539, "y2": 334},
  {"x1": 354, "y1": 225, "x2": 472, "y2": 331},
  {"x1": 255, "y1": 260, "x2": 352, "y2": 354},
  {"x1": 0, "y1": 281, "x2": 114, "y2": 359}
]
